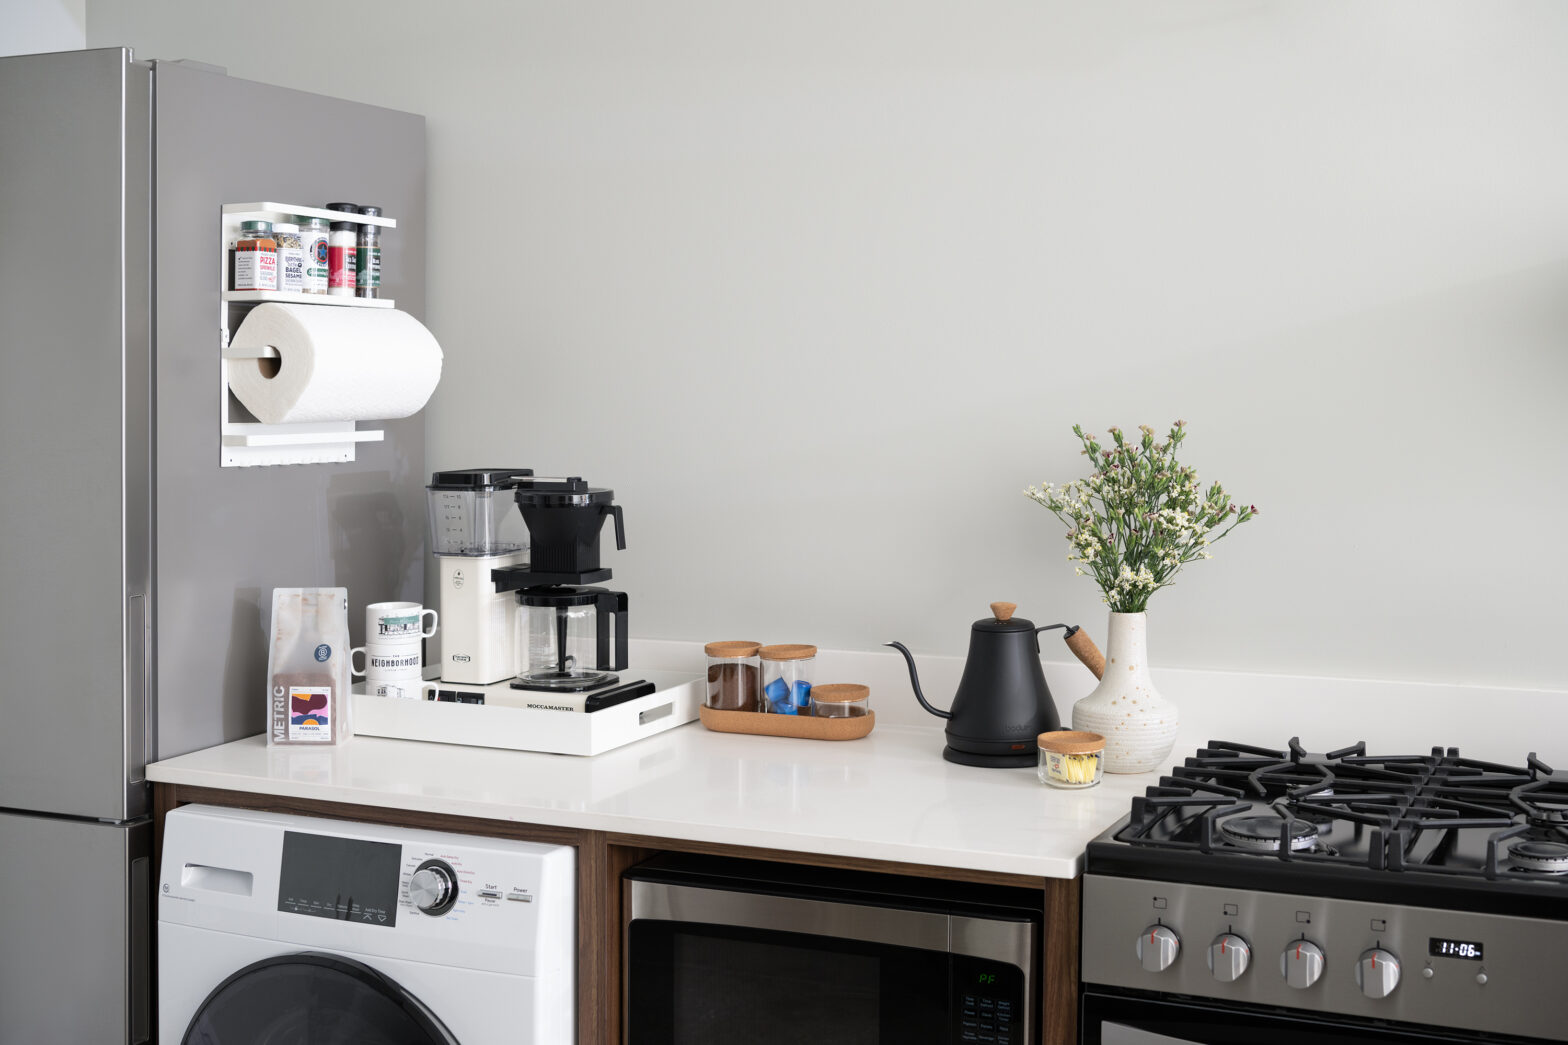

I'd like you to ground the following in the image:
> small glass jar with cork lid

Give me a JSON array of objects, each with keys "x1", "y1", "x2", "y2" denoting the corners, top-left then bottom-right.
[
  {"x1": 1037, "y1": 730, "x2": 1105, "y2": 788},
  {"x1": 705, "y1": 641, "x2": 762, "y2": 712},
  {"x1": 758, "y1": 644, "x2": 815, "y2": 715},
  {"x1": 811, "y1": 683, "x2": 869, "y2": 718}
]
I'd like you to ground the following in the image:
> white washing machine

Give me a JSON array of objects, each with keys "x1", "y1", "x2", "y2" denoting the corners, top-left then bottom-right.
[{"x1": 159, "y1": 805, "x2": 575, "y2": 1044}]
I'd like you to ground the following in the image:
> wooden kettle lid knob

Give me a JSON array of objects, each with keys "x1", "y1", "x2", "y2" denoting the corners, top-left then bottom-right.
[{"x1": 989, "y1": 601, "x2": 1017, "y2": 622}]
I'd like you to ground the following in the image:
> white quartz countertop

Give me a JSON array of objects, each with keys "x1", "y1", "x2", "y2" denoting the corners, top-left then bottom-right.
[{"x1": 148, "y1": 721, "x2": 1157, "y2": 879}]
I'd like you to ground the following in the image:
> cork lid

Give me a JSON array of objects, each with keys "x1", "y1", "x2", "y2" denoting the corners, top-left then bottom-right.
[
  {"x1": 811, "y1": 683, "x2": 869, "y2": 703},
  {"x1": 704, "y1": 640, "x2": 762, "y2": 658},
  {"x1": 758, "y1": 644, "x2": 817, "y2": 661},
  {"x1": 1036, "y1": 730, "x2": 1105, "y2": 755}
]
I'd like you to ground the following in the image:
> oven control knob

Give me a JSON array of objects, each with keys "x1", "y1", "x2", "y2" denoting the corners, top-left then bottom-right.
[
  {"x1": 1356, "y1": 948, "x2": 1401, "y2": 999},
  {"x1": 1208, "y1": 933, "x2": 1251, "y2": 982},
  {"x1": 1281, "y1": 939, "x2": 1325, "y2": 988},
  {"x1": 410, "y1": 860, "x2": 458, "y2": 916},
  {"x1": 1137, "y1": 925, "x2": 1180, "y2": 972}
]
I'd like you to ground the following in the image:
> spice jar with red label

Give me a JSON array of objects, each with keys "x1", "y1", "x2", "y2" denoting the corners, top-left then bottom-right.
[
  {"x1": 231, "y1": 220, "x2": 278, "y2": 291},
  {"x1": 325, "y1": 202, "x2": 358, "y2": 297}
]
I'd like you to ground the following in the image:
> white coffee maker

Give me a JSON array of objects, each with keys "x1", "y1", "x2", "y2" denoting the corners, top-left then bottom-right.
[{"x1": 426, "y1": 469, "x2": 534, "y2": 684}]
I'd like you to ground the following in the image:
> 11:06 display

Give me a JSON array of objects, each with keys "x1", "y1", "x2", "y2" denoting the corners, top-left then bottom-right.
[{"x1": 1429, "y1": 938, "x2": 1483, "y2": 960}]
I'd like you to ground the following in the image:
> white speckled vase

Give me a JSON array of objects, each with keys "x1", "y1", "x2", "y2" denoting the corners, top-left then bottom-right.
[{"x1": 1070, "y1": 612, "x2": 1178, "y2": 774}]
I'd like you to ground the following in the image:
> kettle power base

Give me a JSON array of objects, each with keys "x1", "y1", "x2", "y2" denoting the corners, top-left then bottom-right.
[
  {"x1": 943, "y1": 746, "x2": 1038, "y2": 769},
  {"x1": 352, "y1": 669, "x2": 702, "y2": 756}
]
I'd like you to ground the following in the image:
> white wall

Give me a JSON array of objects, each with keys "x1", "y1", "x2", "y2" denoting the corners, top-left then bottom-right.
[
  {"x1": 87, "y1": 2, "x2": 1568, "y2": 690},
  {"x1": 1, "y1": 0, "x2": 83, "y2": 55}
]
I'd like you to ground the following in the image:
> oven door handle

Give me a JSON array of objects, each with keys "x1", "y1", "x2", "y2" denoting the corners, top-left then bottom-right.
[{"x1": 627, "y1": 880, "x2": 1034, "y2": 970}]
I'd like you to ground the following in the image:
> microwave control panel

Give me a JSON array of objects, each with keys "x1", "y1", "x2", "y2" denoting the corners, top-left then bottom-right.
[{"x1": 952, "y1": 954, "x2": 1025, "y2": 1045}]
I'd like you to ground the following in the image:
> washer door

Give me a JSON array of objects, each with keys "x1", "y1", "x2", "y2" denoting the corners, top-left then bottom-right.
[{"x1": 182, "y1": 951, "x2": 459, "y2": 1045}]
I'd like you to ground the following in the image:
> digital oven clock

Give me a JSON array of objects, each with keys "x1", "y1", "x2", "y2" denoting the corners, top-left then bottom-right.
[{"x1": 1429, "y1": 937, "x2": 1484, "y2": 961}]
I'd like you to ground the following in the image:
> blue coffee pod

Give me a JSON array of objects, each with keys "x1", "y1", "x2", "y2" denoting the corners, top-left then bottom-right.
[
  {"x1": 764, "y1": 676, "x2": 792, "y2": 713},
  {"x1": 791, "y1": 679, "x2": 812, "y2": 712}
]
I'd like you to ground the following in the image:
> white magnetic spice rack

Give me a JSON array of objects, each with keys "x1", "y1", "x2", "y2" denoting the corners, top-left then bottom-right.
[{"x1": 219, "y1": 202, "x2": 398, "y2": 467}]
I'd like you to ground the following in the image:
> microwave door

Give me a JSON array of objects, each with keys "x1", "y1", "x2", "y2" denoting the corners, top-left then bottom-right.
[{"x1": 626, "y1": 879, "x2": 1035, "y2": 1045}]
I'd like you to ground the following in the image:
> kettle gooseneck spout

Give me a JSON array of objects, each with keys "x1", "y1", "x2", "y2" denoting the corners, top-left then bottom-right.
[{"x1": 884, "y1": 641, "x2": 951, "y2": 720}]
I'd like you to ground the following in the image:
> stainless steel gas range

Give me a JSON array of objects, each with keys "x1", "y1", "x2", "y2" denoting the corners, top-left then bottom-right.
[{"x1": 1080, "y1": 739, "x2": 1568, "y2": 1045}]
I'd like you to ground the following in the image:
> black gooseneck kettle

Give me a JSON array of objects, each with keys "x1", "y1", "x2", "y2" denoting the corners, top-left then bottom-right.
[{"x1": 886, "y1": 602, "x2": 1105, "y2": 768}]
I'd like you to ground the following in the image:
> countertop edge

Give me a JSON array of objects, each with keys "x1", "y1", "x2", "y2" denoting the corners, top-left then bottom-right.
[{"x1": 146, "y1": 759, "x2": 1087, "y2": 880}]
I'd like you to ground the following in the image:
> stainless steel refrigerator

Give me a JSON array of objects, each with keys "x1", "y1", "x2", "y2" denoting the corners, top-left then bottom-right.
[{"x1": 0, "y1": 48, "x2": 428, "y2": 1043}]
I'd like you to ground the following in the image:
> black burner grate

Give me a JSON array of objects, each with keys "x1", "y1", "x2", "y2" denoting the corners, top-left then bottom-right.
[{"x1": 1115, "y1": 737, "x2": 1568, "y2": 882}]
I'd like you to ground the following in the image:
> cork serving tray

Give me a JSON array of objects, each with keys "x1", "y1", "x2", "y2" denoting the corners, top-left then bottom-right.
[{"x1": 698, "y1": 705, "x2": 876, "y2": 741}]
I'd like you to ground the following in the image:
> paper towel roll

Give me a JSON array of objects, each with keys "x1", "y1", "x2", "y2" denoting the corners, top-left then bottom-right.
[{"x1": 228, "y1": 303, "x2": 443, "y2": 424}]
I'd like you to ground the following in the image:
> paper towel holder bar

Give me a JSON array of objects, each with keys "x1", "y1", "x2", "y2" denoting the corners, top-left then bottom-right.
[
  {"x1": 222, "y1": 344, "x2": 280, "y2": 360},
  {"x1": 222, "y1": 424, "x2": 385, "y2": 450}
]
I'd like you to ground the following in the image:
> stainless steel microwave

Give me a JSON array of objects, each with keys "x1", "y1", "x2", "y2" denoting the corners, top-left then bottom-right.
[{"x1": 623, "y1": 854, "x2": 1042, "y2": 1045}]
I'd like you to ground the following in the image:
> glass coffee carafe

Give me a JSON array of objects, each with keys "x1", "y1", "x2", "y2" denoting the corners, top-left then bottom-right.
[{"x1": 514, "y1": 587, "x2": 628, "y2": 692}]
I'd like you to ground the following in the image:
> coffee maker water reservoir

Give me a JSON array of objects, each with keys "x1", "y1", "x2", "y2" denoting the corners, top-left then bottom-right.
[{"x1": 426, "y1": 469, "x2": 534, "y2": 684}]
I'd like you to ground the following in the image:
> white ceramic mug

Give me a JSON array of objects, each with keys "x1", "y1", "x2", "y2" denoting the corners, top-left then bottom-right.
[
  {"x1": 366, "y1": 602, "x2": 438, "y2": 642},
  {"x1": 351, "y1": 643, "x2": 424, "y2": 680}
]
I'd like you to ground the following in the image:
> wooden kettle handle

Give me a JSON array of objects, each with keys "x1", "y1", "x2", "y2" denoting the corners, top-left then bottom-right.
[{"x1": 1064, "y1": 628, "x2": 1105, "y2": 680}]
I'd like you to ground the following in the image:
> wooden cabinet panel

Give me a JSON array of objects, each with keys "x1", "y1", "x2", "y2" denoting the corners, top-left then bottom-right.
[{"x1": 153, "y1": 783, "x2": 1079, "y2": 1045}]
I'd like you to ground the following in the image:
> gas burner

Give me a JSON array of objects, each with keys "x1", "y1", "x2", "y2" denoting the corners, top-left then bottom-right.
[
  {"x1": 1508, "y1": 840, "x2": 1568, "y2": 875},
  {"x1": 1220, "y1": 816, "x2": 1319, "y2": 853}
]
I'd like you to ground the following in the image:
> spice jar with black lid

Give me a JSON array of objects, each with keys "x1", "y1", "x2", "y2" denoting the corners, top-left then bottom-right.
[
  {"x1": 325, "y1": 202, "x2": 358, "y2": 297},
  {"x1": 356, "y1": 204, "x2": 382, "y2": 298}
]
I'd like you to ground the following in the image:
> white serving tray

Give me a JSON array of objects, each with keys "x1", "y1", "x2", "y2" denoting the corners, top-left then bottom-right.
[{"x1": 351, "y1": 669, "x2": 703, "y2": 756}]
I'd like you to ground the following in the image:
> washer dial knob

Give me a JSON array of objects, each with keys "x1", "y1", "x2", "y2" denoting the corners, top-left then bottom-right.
[
  {"x1": 1137, "y1": 925, "x2": 1180, "y2": 972},
  {"x1": 1281, "y1": 939, "x2": 1325, "y2": 989},
  {"x1": 1208, "y1": 933, "x2": 1251, "y2": 982},
  {"x1": 410, "y1": 859, "x2": 458, "y2": 916},
  {"x1": 1357, "y1": 948, "x2": 1401, "y2": 999}
]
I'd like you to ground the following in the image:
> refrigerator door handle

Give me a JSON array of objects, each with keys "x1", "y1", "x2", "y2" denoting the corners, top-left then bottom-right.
[{"x1": 127, "y1": 593, "x2": 150, "y2": 783}]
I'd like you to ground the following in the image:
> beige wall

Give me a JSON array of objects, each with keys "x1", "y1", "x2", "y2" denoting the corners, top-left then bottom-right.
[{"x1": 87, "y1": 1, "x2": 1568, "y2": 688}]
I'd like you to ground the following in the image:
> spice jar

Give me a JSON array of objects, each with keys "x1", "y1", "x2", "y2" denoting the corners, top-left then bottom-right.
[
  {"x1": 356, "y1": 204, "x2": 382, "y2": 298},
  {"x1": 325, "y1": 202, "x2": 359, "y2": 297},
  {"x1": 231, "y1": 220, "x2": 277, "y2": 291},
  {"x1": 704, "y1": 641, "x2": 762, "y2": 712},
  {"x1": 811, "y1": 684, "x2": 869, "y2": 718},
  {"x1": 1037, "y1": 731, "x2": 1105, "y2": 789},
  {"x1": 299, "y1": 216, "x2": 330, "y2": 295},
  {"x1": 758, "y1": 644, "x2": 815, "y2": 715},
  {"x1": 272, "y1": 222, "x2": 304, "y2": 294}
]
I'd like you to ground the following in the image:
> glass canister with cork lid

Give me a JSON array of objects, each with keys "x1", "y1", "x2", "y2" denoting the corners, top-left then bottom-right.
[
  {"x1": 811, "y1": 683, "x2": 869, "y2": 718},
  {"x1": 705, "y1": 641, "x2": 762, "y2": 712},
  {"x1": 758, "y1": 644, "x2": 815, "y2": 715},
  {"x1": 1037, "y1": 730, "x2": 1105, "y2": 788}
]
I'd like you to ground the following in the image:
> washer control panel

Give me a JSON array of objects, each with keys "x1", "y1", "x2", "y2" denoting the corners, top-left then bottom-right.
[
  {"x1": 160, "y1": 804, "x2": 576, "y2": 973},
  {"x1": 1082, "y1": 874, "x2": 1566, "y2": 1042},
  {"x1": 278, "y1": 831, "x2": 403, "y2": 925}
]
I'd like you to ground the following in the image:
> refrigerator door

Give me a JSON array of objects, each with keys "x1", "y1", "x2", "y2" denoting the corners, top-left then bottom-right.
[
  {"x1": 0, "y1": 48, "x2": 154, "y2": 822},
  {"x1": 0, "y1": 811, "x2": 153, "y2": 1045},
  {"x1": 151, "y1": 61, "x2": 428, "y2": 761}
]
